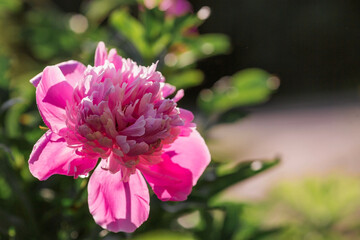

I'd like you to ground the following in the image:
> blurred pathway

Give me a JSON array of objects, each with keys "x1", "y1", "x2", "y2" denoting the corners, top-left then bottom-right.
[{"x1": 208, "y1": 93, "x2": 360, "y2": 200}]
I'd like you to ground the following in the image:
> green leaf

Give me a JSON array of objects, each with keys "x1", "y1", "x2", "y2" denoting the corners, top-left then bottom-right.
[
  {"x1": 273, "y1": 176, "x2": 360, "y2": 227},
  {"x1": 216, "y1": 109, "x2": 249, "y2": 124},
  {"x1": 176, "y1": 34, "x2": 230, "y2": 68},
  {"x1": 4, "y1": 79, "x2": 34, "y2": 138},
  {"x1": 0, "y1": 54, "x2": 10, "y2": 89},
  {"x1": 243, "y1": 227, "x2": 285, "y2": 240},
  {"x1": 171, "y1": 14, "x2": 201, "y2": 37},
  {"x1": 193, "y1": 34, "x2": 231, "y2": 58},
  {"x1": 195, "y1": 209, "x2": 217, "y2": 240},
  {"x1": 133, "y1": 230, "x2": 196, "y2": 240},
  {"x1": 110, "y1": 9, "x2": 150, "y2": 60},
  {"x1": 0, "y1": 145, "x2": 39, "y2": 236},
  {"x1": 0, "y1": 0, "x2": 21, "y2": 12},
  {"x1": 25, "y1": 10, "x2": 82, "y2": 61},
  {"x1": 166, "y1": 69, "x2": 204, "y2": 89},
  {"x1": 192, "y1": 158, "x2": 280, "y2": 200},
  {"x1": 83, "y1": 0, "x2": 136, "y2": 24},
  {"x1": 0, "y1": 54, "x2": 11, "y2": 117},
  {"x1": 141, "y1": 7, "x2": 165, "y2": 42},
  {"x1": 198, "y1": 68, "x2": 278, "y2": 114},
  {"x1": 0, "y1": 98, "x2": 23, "y2": 113},
  {"x1": 220, "y1": 203, "x2": 243, "y2": 240},
  {"x1": 0, "y1": 176, "x2": 11, "y2": 199},
  {"x1": 151, "y1": 34, "x2": 172, "y2": 58}
]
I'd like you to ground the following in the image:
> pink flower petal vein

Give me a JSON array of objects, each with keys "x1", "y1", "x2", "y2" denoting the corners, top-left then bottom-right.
[{"x1": 28, "y1": 42, "x2": 210, "y2": 233}]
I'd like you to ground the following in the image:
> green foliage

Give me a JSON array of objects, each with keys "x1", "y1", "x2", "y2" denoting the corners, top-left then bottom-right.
[
  {"x1": 133, "y1": 230, "x2": 196, "y2": 240},
  {"x1": 181, "y1": 34, "x2": 231, "y2": 65},
  {"x1": 0, "y1": 54, "x2": 10, "y2": 88},
  {"x1": 274, "y1": 177, "x2": 360, "y2": 226},
  {"x1": 26, "y1": 10, "x2": 81, "y2": 61},
  {"x1": 166, "y1": 69, "x2": 204, "y2": 89},
  {"x1": 240, "y1": 176, "x2": 360, "y2": 240},
  {"x1": 83, "y1": 0, "x2": 135, "y2": 24},
  {"x1": 198, "y1": 68, "x2": 277, "y2": 115},
  {"x1": 192, "y1": 159, "x2": 280, "y2": 201},
  {"x1": 110, "y1": 9, "x2": 149, "y2": 61},
  {"x1": 0, "y1": 0, "x2": 21, "y2": 12},
  {"x1": 216, "y1": 110, "x2": 249, "y2": 125}
]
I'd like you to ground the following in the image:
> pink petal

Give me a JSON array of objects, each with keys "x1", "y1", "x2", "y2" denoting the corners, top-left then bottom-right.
[
  {"x1": 108, "y1": 48, "x2": 123, "y2": 70},
  {"x1": 119, "y1": 116, "x2": 146, "y2": 137},
  {"x1": 173, "y1": 89, "x2": 184, "y2": 102},
  {"x1": 162, "y1": 83, "x2": 176, "y2": 98},
  {"x1": 179, "y1": 108, "x2": 194, "y2": 126},
  {"x1": 141, "y1": 129, "x2": 210, "y2": 201},
  {"x1": 88, "y1": 166, "x2": 149, "y2": 233},
  {"x1": 179, "y1": 108, "x2": 196, "y2": 136},
  {"x1": 139, "y1": 154, "x2": 193, "y2": 201},
  {"x1": 160, "y1": 0, "x2": 192, "y2": 16},
  {"x1": 42, "y1": 81, "x2": 73, "y2": 109},
  {"x1": 101, "y1": 152, "x2": 122, "y2": 173},
  {"x1": 95, "y1": 41, "x2": 108, "y2": 67},
  {"x1": 36, "y1": 66, "x2": 74, "y2": 133},
  {"x1": 165, "y1": 129, "x2": 210, "y2": 186},
  {"x1": 172, "y1": 0, "x2": 192, "y2": 15},
  {"x1": 30, "y1": 60, "x2": 86, "y2": 87},
  {"x1": 29, "y1": 131, "x2": 97, "y2": 180},
  {"x1": 56, "y1": 60, "x2": 86, "y2": 87}
]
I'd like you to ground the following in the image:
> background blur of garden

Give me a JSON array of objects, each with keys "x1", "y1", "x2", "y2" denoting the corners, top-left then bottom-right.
[{"x1": 1, "y1": 0, "x2": 360, "y2": 239}]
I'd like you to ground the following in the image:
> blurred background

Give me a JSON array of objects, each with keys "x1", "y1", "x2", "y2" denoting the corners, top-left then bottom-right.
[{"x1": 1, "y1": 0, "x2": 360, "y2": 239}]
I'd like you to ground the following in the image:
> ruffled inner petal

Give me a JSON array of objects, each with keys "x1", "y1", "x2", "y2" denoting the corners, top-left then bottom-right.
[{"x1": 95, "y1": 41, "x2": 108, "y2": 67}]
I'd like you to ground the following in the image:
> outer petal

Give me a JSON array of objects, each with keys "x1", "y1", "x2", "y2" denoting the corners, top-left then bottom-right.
[
  {"x1": 95, "y1": 41, "x2": 108, "y2": 67},
  {"x1": 88, "y1": 166, "x2": 150, "y2": 233},
  {"x1": 139, "y1": 154, "x2": 193, "y2": 201},
  {"x1": 29, "y1": 131, "x2": 98, "y2": 180},
  {"x1": 36, "y1": 66, "x2": 73, "y2": 132},
  {"x1": 165, "y1": 129, "x2": 210, "y2": 186},
  {"x1": 140, "y1": 129, "x2": 210, "y2": 201},
  {"x1": 30, "y1": 60, "x2": 86, "y2": 87}
]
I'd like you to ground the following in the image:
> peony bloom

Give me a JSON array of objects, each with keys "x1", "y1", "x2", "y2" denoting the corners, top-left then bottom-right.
[
  {"x1": 144, "y1": 0, "x2": 192, "y2": 17},
  {"x1": 28, "y1": 42, "x2": 210, "y2": 233}
]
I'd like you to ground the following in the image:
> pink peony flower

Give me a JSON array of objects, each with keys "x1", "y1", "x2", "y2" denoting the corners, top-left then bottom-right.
[
  {"x1": 144, "y1": 0, "x2": 192, "y2": 17},
  {"x1": 160, "y1": 0, "x2": 192, "y2": 16},
  {"x1": 28, "y1": 42, "x2": 210, "y2": 233}
]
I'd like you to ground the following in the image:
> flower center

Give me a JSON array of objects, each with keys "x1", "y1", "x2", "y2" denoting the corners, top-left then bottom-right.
[{"x1": 63, "y1": 61, "x2": 184, "y2": 178}]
